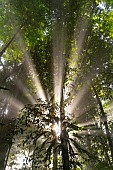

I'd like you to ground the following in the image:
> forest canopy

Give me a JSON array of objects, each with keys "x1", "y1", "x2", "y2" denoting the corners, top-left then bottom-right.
[{"x1": 0, "y1": 0, "x2": 113, "y2": 169}]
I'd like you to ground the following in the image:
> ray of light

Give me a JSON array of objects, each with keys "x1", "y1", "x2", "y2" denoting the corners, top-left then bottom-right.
[
  {"x1": 22, "y1": 47, "x2": 46, "y2": 101},
  {"x1": 15, "y1": 80, "x2": 36, "y2": 104},
  {"x1": 0, "y1": 92, "x2": 23, "y2": 113},
  {"x1": 76, "y1": 17, "x2": 88, "y2": 55},
  {"x1": 0, "y1": 21, "x2": 46, "y2": 108},
  {"x1": 66, "y1": 83, "x2": 89, "y2": 117},
  {"x1": 78, "y1": 129, "x2": 105, "y2": 136},
  {"x1": 68, "y1": 16, "x2": 88, "y2": 69},
  {"x1": 7, "y1": 96, "x2": 23, "y2": 111},
  {"x1": 52, "y1": 22, "x2": 66, "y2": 105},
  {"x1": 79, "y1": 120, "x2": 98, "y2": 127},
  {"x1": 64, "y1": 17, "x2": 89, "y2": 113},
  {"x1": 7, "y1": 17, "x2": 47, "y2": 102}
]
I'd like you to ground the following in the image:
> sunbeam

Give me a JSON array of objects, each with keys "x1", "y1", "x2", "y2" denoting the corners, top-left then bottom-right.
[
  {"x1": 78, "y1": 129, "x2": 105, "y2": 136},
  {"x1": 66, "y1": 83, "x2": 89, "y2": 117},
  {"x1": 76, "y1": 16, "x2": 89, "y2": 55},
  {"x1": 52, "y1": 21, "x2": 66, "y2": 105},
  {"x1": 9, "y1": 23, "x2": 47, "y2": 102},
  {"x1": 0, "y1": 92, "x2": 23, "y2": 117},
  {"x1": 23, "y1": 49, "x2": 46, "y2": 101},
  {"x1": 64, "y1": 17, "x2": 90, "y2": 117},
  {"x1": 1, "y1": 1, "x2": 113, "y2": 169},
  {"x1": 14, "y1": 80, "x2": 36, "y2": 104}
]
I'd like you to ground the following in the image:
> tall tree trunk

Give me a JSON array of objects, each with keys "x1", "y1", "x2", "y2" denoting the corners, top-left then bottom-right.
[
  {"x1": 53, "y1": 141, "x2": 58, "y2": 170},
  {"x1": 4, "y1": 144, "x2": 12, "y2": 169},
  {"x1": 91, "y1": 82, "x2": 113, "y2": 164},
  {"x1": 60, "y1": 87, "x2": 70, "y2": 169},
  {"x1": 0, "y1": 145, "x2": 7, "y2": 170},
  {"x1": 0, "y1": 24, "x2": 24, "y2": 58},
  {"x1": 0, "y1": 118, "x2": 14, "y2": 170},
  {"x1": 61, "y1": 128, "x2": 70, "y2": 170}
]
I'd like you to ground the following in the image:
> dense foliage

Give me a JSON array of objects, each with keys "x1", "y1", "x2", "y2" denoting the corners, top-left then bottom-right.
[{"x1": 0, "y1": 0, "x2": 113, "y2": 169}]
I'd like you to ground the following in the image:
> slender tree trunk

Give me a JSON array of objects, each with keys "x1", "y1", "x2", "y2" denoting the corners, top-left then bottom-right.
[
  {"x1": 61, "y1": 128, "x2": 70, "y2": 170},
  {"x1": 53, "y1": 142, "x2": 58, "y2": 170},
  {"x1": 4, "y1": 144, "x2": 12, "y2": 169},
  {"x1": 60, "y1": 88, "x2": 70, "y2": 170},
  {"x1": 104, "y1": 144, "x2": 112, "y2": 166},
  {"x1": 86, "y1": 134, "x2": 91, "y2": 151},
  {"x1": 0, "y1": 146, "x2": 8, "y2": 170},
  {"x1": 91, "y1": 82, "x2": 113, "y2": 164},
  {"x1": 0, "y1": 24, "x2": 24, "y2": 58},
  {"x1": 0, "y1": 119, "x2": 14, "y2": 170}
]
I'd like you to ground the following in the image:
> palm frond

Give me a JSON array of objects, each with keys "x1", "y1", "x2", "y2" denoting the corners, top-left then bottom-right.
[
  {"x1": 70, "y1": 123, "x2": 84, "y2": 131},
  {"x1": 68, "y1": 140, "x2": 76, "y2": 157},
  {"x1": 44, "y1": 138, "x2": 56, "y2": 162},
  {"x1": 0, "y1": 86, "x2": 10, "y2": 90},
  {"x1": 69, "y1": 138, "x2": 91, "y2": 157},
  {"x1": 70, "y1": 132, "x2": 83, "y2": 139},
  {"x1": 40, "y1": 137, "x2": 50, "y2": 151},
  {"x1": 33, "y1": 131, "x2": 50, "y2": 143}
]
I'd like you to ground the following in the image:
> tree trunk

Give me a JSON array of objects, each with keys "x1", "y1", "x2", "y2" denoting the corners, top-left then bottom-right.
[
  {"x1": 0, "y1": 118, "x2": 14, "y2": 169},
  {"x1": 0, "y1": 24, "x2": 24, "y2": 58},
  {"x1": 59, "y1": 67, "x2": 70, "y2": 169},
  {"x1": 91, "y1": 82, "x2": 113, "y2": 164},
  {"x1": 61, "y1": 128, "x2": 70, "y2": 170},
  {"x1": 53, "y1": 142, "x2": 58, "y2": 170},
  {"x1": 4, "y1": 144, "x2": 12, "y2": 169},
  {"x1": 0, "y1": 145, "x2": 8, "y2": 170}
]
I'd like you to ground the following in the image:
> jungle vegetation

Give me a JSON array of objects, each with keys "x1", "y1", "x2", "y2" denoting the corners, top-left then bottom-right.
[{"x1": 0, "y1": 0, "x2": 113, "y2": 169}]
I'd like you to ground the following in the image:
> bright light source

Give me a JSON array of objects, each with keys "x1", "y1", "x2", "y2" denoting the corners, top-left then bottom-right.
[
  {"x1": 98, "y1": 2, "x2": 106, "y2": 10},
  {"x1": 0, "y1": 41, "x2": 3, "y2": 47},
  {"x1": 49, "y1": 163, "x2": 53, "y2": 168},
  {"x1": 5, "y1": 108, "x2": 8, "y2": 115},
  {"x1": 6, "y1": 153, "x2": 25, "y2": 169},
  {"x1": 6, "y1": 151, "x2": 32, "y2": 169},
  {"x1": 52, "y1": 122, "x2": 61, "y2": 137}
]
